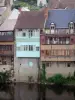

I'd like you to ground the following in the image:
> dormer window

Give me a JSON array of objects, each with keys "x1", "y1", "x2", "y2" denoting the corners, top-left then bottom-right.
[
  {"x1": 50, "y1": 23, "x2": 55, "y2": 34},
  {"x1": 69, "y1": 22, "x2": 74, "y2": 34}
]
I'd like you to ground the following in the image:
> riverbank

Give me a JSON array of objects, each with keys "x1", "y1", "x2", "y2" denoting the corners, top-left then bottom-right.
[{"x1": 13, "y1": 82, "x2": 75, "y2": 89}]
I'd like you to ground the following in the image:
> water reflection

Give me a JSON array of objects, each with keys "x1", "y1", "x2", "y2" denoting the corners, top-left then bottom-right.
[
  {"x1": 0, "y1": 84, "x2": 14, "y2": 100},
  {"x1": 0, "y1": 83, "x2": 75, "y2": 100}
]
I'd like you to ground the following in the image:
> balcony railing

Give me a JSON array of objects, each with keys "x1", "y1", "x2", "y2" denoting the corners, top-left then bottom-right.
[
  {"x1": 0, "y1": 35, "x2": 14, "y2": 41},
  {"x1": 41, "y1": 56, "x2": 75, "y2": 61},
  {"x1": 0, "y1": 50, "x2": 14, "y2": 55}
]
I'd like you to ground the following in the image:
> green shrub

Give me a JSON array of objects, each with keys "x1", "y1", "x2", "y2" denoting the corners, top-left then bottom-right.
[
  {"x1": 40, "y1": 63, "x2": 46, "y2": 83},
  {"x1": 74, "y1": 71, "x2": 75, "y2": 77},
  {"x1": 66, "y1": 72, "x2": 75, "y2": 81},
  {"x1": 0, "y1": 71, "x2": 11, "y2": 83},
  {"x1": 47, "y1": 74, "x2": 65, "y2": 85}
]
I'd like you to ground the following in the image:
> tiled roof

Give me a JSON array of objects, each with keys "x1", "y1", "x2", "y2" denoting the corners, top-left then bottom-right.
[
  {"x1": 0, "y1": 19, "x2": 17, "y2": 31},
  {"x1": 45, "y1": 9, "x2": 75, "y2": 28},
  {"x1": 15, "y1": 11, "x2": 45, "y2": 29}
]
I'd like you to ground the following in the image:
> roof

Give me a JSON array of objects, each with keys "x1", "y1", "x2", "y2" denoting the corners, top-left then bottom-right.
[
  {"x1": 48, "y1": 0, "x2": 75, "y2": 9},
  {"x1": 15, "y1": 10, "x2": 45, "y2": 29},
  {"x1": 0, "y1": 19, "x2": 17, "y2": 31},
  {"x1": 45, "y1": 9, "x2": 75, "y2": 28},
  {"x1": 0, "y1": 0, "x2": 12, "y2": 7},
  {"x1": 0, "y1": 7, "x2": 6, "y2": 15},
  {"x1": 0, "y1": 0, "x2": 5, "y2": 7},
  {"x1": 8, "y1": 9, "x2": 20, "y2": 19}
]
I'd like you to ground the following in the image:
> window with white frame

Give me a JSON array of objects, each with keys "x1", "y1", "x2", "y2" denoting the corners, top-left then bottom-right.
[
  {"x1": 29, "y1": 45, "x2": 33, "y2": 51},
  {"x1": 28, "y1": 61, "x2": 33, "y2": 67},
  {"x1": 22, "y1": 32, "x2": 26, "y2": 37},
  {"x1": 50, "y1": 23, "x2": 55, "y2": 34},
  {"x1": 17, "y1": 45, "x2": 35, "y2": 51},
  {"x1": 29, "y1": 30, "x2": 33, "y2": 38},
  {"x1": 36, "y1": 47, "x2": 39, "y2": 51},
  {"x1": 69, "y1": 22, "x2": 74, "y2": 34}
]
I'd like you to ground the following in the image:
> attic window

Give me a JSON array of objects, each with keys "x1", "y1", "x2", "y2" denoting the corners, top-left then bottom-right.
[
  {"x1": 69, "y1": 22, "x2": 74, "y2": 34},
  {"x1": 50, "y1": 23, "x2": 55, "y2": 34},
  {"x1": 69, "y1": 22, "x2": 74, "y2": 29},
  {"x1": 50, "y1": 23, "x2": 55, "y2": 29}
]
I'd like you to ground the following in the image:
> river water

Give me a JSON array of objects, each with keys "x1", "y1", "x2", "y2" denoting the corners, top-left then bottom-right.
[{"x1": 0, "y1": 83, "x2": 75, "y2": 100}]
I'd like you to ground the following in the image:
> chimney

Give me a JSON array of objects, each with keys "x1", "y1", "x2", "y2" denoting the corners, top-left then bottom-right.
[
  {"x1": 44, "y1": 6, "x2": 49, "y2": 28},
  {"x1": 44, "y1": 6, "x2": 49, "y2": 20}
]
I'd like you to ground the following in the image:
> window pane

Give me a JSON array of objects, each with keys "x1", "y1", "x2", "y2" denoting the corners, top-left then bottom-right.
[
  {"x1": 23, "y1": 33, "x2": 26, "y2": 36},
  {"x1": 36, "y1": 47, "x2": 39, "y2": 51}
]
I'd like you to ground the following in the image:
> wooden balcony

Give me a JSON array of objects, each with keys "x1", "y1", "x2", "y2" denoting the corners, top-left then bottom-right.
[
  {"x1": 0, "y1": 35, "x2": 14, "y2": 41},
  {"x1": 41, "y1": 56, "x2": 75, "y2": 61},
  {"x1": 41, "y1": 44, "x2": 75, "y2": 61},
  {"x1": 0, "y1": 50, "x2": 14, "y2": 56},
  {"x1": 41, "y1": 45, "x2": 75, "y2": 50}
]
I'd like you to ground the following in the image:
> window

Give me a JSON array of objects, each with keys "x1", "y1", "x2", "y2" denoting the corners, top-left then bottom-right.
[
  {"x1": 18, "y1": 29, "x2": 22, "y2": 31},
  {"x1": 29, "y1": 30, "x2": 33, "y2": 38},
  {"x1": 46, "y1": 63, "x2": 49, "y2": 67},
  {"x1": 23, "y1": 33, "x2": 26, "y2": 36},
  {"x1": 29, "y1": 45, "x2": 33, "y2": 51},
  {"x1": 24, "y1": 46, "x2": 26, "y2": 51},
  {"x1": 28, "y1": 61, "x2": 33, "y2": 67},
  {"x1": 26, "y1": 45, "x2": 28, "y2": 51},
  {"x1": 66, "y1": 38, "x2": 70, "y2": 44},
  {"x1": 1, "y1": 32, "x2": 4, "y2": 36},
  {"x1": 69, "y1": 22, "x2": 74, "y2": 34},
  {"x1": 7, "y1": 32, "x2": 12, "y2": 35},
  {"x1": 41, "y1": 50, "x2": 45, "y2": 56},
  {"x1": 47, "y1": 38, "x2": 50, "y2": 44},
  {"x1": 50, "y1": 23, "x2": 55, "y2": 34},
  {"x1": 67, "y1": 63, "x2": 70, "y2": 67},
  {"x1": 36, "y1": 47, "x2": 39, "y2": 51},
  {"x1": 46, "y1": 50, "x2": 49, "y2": 56},
  {"x1": 51, "y1": 26, "x2": 54, "y2": 30}
]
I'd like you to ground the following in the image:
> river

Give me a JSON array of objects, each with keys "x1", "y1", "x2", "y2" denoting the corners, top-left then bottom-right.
[{"x1": 0, "y1": 83, "x2": 75, "y2": 100}]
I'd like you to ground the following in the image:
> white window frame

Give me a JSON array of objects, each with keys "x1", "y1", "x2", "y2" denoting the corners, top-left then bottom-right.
[
  {"x1": 69, "y1": 22, "x2": 74, "y2": 34},
  {"x1": 50, "y1": 23, "x2": 55, "y2": 34}
]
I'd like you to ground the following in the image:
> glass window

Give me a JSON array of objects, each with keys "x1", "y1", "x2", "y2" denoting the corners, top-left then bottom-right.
[
  {"x1": 24, "y1": 46, "x2": 26, "y2": 51},
  {"x1": 36, "y1": 47, "x2": 39, "y2": 51},
  {"x1": 67, "y1": 63, "x2": 70, "y2": 67},
  {"x1": 26, "y1": 45, "x2": 28, "y2": 51},
  {"x1": 7, "y1": 32, "x2": 12, "y2": 35},
  {"x1": 1, "y1": 32, "x2": 4, "y2": 36},
  {"x1": 46, "y1": 63, "x2": 49, "y2": 67},
  {"x1": 69, "y1": 22, "x2": 74, "y2": 34},
  {"x1": 23, "y1": 33, "x2": 26, "y2": 36},
  {"x1": 29, "y1": 45, "x2": 33, "y2": 51},
  {"x1": 18, "y1": 29, "x2": 22, "y2": 31},
  {"x1": 51, "y1": 26, "x2": 54, "y2": 29},
  {"x1": 28, "y1": 62, "x2": 33, "y2": 67},
  {"x1": 29, "y1": 30, "x2": 33, "y2": 38}
]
